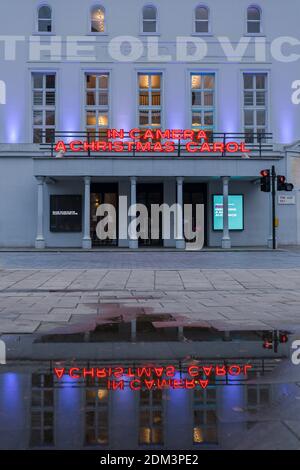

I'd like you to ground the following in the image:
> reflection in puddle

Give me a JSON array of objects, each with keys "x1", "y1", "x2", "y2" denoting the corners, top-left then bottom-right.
[{"x1": 0, "y1": 321, "x2": 298, "y2": 450}]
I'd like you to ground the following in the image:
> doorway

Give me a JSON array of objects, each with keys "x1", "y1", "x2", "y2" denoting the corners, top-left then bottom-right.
[
  {"x1": 90, "y1": 183, "x2": 118, "y2": 247},
  {"x1": 137, "y1": 183, "x2": 164, "y2": 247},
  {"x1": 183, "y1": 183, "x2": 208, "y2": 246}
]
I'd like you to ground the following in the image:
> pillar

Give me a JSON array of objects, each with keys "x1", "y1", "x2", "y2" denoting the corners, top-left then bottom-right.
[
  {"x1": 221, "y1": 176, "x2": 231, "y2": 249},
  {"x1": 35, "y1": 176, "x2": 45, "y2": 249},
  {"x1": 82, "y1": 176, "x2": 92, "y2": 249},
  {"x1": 176, "y1": 177, "x2": 185, "y2": 249},
  {"x1": 129, "y1": 177, "x2": 138, "y2": 249}
]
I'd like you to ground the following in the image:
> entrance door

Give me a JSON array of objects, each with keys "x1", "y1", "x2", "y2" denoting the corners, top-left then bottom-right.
[
  {"x1": 90, "y1": 183, "x2": 118, "y2": 247},
  {"x1": 137, "y1": 183, "x2": 164, "y2": 246},
  {"x1": 183, "y1": 183, "x2": 207, "y2": 246}
]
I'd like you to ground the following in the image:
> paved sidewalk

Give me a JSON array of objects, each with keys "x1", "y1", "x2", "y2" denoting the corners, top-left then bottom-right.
[{"x1": 1, "y1": 267, "x2": 300, "y2": 334}]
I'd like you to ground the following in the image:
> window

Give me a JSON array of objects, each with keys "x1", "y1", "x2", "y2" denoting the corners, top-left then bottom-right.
[
  {"x1": 195, "y1": 5, "x2": 209, "y2": 33},
  {"x1": 32, "y1": 72, "x2": 56, "y2": 143},
  {"x1": 243, "y1": 73, "x2": 267, "y2": 143},
  {"x1": 85, "y1": 377, "x2": 109, "y2": 446},
  {"x1": 139, "y1": 390, "x2": 164, "y2": 445},
  {"x1": 142, "y1": 5, "x2": 157, "y2": 33},
  {"x1": 37, "y1": 5, "x2": 52, "y2": 33},
  {"x1": 247, "y1": 6, "x2": 261, "y2": 34},
  {"x1": 193, "y1": 386, "x2": 218, "y2": 445},
  {"x1": 30, "y1": 374, "x2": 54, "y2": 447},
  {"x1": 85, "y1": 73, "x2": 109, "y2": 139},
  {"x1": 138, "y1": 74, "x2": 162, "y2": 138},
  {"x1": 191, "y1": 73, "x2": 215, "y2": 141},
  {"x1": 91, "y1": 6, "x2": 105, "y2": 33}
]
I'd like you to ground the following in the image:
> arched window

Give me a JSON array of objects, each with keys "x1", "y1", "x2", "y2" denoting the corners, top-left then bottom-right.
[
  {"x1": 195, "y1": 5, "x2": 209, "y2": 33},
  {"x1": 91, "y1": 6, "x2": 105, "y2": 33},
  {"x1": 247, "y1": 6, "x2": 261, "y2": 34},
  {"x1": 142, "y1": 5, "x2": 157, "y2": 33},
  {"x1": 38, "y1": 5, "x2": 52, "y2": 33}
]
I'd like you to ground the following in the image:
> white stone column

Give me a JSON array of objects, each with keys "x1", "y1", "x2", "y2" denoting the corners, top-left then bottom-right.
[
  {"x1": 176, "y1": 177, "x2": 185, "y2": 249},
  {"x1": 35, "y1": 176, "x2": 46, "y2": 249},
  {"x1": 221, "y1": 176, "x2": 231, "y2": 249},
  {"x1": 82, "y1": 176, "x2": 92, "y2": 249},
  {"x1": 129, "y1": 177, "x2": 138, "y2": 249}
]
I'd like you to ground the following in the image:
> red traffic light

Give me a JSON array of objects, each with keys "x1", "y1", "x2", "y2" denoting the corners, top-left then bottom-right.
[
  {"x1": 263, "y1": 340, "x2": 273, "y2": 350},
  {"x1": 278, "y1": 175, "x2": 286, "y2": 184},
  {"x1": 279, "y1": 333, "x2": 288, "y2": 343},
  {"x1": 260, "y1": 169, "x2": 270, "y2": 177}
]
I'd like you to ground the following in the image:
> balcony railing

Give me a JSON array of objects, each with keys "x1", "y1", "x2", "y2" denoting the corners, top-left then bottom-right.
[{"x1": 39, "y1": 131, "x2": 274, "y2": 158}]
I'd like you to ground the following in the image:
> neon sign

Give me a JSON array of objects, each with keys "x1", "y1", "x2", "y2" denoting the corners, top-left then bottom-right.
[
  {"x1": 53, "y1": 363, "x2": 253, "y2": 390},
  {"x1": 54, "y1": 129, "x2": 250, "y2": 155}
]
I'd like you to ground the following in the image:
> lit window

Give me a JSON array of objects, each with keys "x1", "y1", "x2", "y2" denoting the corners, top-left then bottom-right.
[
  {"x1": 142, "y1": 5, "x2": 157, "y2": 33},
  {"x1": 138, "y1": 73, "x2": 162, "y2": 138},
  {"x1": 243, "y1": 73, "x2": 267, "y2": 143},
  {"x1": 247, "y1": 6, "x2": 261, "y2": 34},
  {"x1": 85, "y1": 378, "x2": 109, "y2": 446},
  {"x1": 91, "y1": 6, "x2": 105, "y2": 33},
  {"x1": 37, "y1": 5, "x2": 52, "y2": 33},
  {"x1": 191, "y1": 73, "x2": 215, "y2": 141},
  {"x1": 139, "y1": 390, "x2": 164, "y2": 445},
  {"x1": 32, "y1": 73, "x2": 56, "y2": 143},
  {"x1": 193, "y1": 387, "x2": 218, "y2": 445},
  {"x1": 85, "y1": 73, "x2": 109, "y2": 139},
  {"x1": 195, "y1": 6, "x2": 209, "y2": 33}
]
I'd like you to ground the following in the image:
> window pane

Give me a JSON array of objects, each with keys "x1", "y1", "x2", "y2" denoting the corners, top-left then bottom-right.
[
  {"x1": 33, "y1": 111, "x2": 43, "y2": 125},
  {"x1": 204, "y1": 92, "x2": 213, "y2": 106},
  {"x1": 195, "y1": 7, "x2": 208, "y2": 20},
  {"x1": 39, "y1": 6, "x2": 51, "y2": 19},
  {"x1": 87, "y1": 75, "x2": 96, "y2": 88},
  {"x1": 256, "y1": 75, "x2": 265, "y2": 89},
  {"x1": 244, "y1": 110, "x2": 254, "y2": 126},
  {"x1": 256, "y1": 91, "x2": 265, "y2": 106},
  {"x1": 256, "y1": 110, "x2": 266, "y2": 126},
  {"x1": 204, "y1": 75, "x2": 214, "y2": 89},
  {"x1": 192, "y1": 112, "x2": 201, "y2": 126},
  {"x1": 98, "y1": 114, "x2": 108, "y2": 127},
  {"x1": 33, "y1": 75, "x2": 43, "y2": 89},
  {"x1": 247, "y1": 7, "x2": 260, "y2": 21},
  {"x1": 191, "y1": 75, "x2": 201, "y2": 89},
  {"x1": 91, "y1": 8, "x2": 105, "y2": 33},
  {"x1": 196, "y1": 21, "x2": 209, "y2": 33},
  {"x1": 139, "y1": 111, "x2": 149, "y2": 126},
  {"x1": 38, "y1": 20, "x2": 51, "y2": 33},
  {"x1": 244, "y1": 74, "x2": 253, "y2": 89},
  {"x1": 140, "y1": 92, "x2": 149, "y2": 106},
  {"x1": 33, "y1": 91, "x2": 43, "y2": 105},
  {"x1": 46, "y1": 75, "x2": 55, "y2": 89},
  {"x1": 139, "y1": 75, "x2": 150, "y2": 89},
  {"x1": 98, "y1": 92, "x2": 108, "y2": 106},
  {"x1": 87, "y1": 92, "x2": 96, "y2": 106},
  {"x1": 151, "y1": 110, "x2": 161, "y2": 126},
  {"x1": 46, "y1": 92, "x2": 55, "y2": 105},
  {"x1": 143, "y1": 21, "x2": 156, "y2": 33},
  {"x1": 143, "y1": 6, "x2": 156, "y2": 20},
  {"x1": 247, "y1": 21, "x2": 260, "y2": 34},
  {"x1": 204, "y1": 111, "x2": 213, "y2": 125},
  {"x1": 46, "y1": 110, "x2": 55, "y2": 125},
  {"x1": 33, "y1": 129, "x2": 42, "y2": 143},
  {"x1": 192, "y1": 91, "x2": 201, "y2": 106},
  {"x1": 151, "y1": 92, "x2": 160, "y2": 106},
  {"x1": 151, "y1": 75, "x2": 161, "y2": 88},
  {"x1": 87, "y1": 111, "x2": 96, "y2": 126},
  {"x1": 99, "y1": 74, "x2": 108, "y2": 89},
  {"x1": 244, "y1": 91, "x2": 253, "y2": 106}
]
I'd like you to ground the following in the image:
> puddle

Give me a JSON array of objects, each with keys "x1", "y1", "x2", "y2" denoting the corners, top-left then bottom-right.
[{"x1": 0, "y1": 323, "x2": 299, "y2": 450}]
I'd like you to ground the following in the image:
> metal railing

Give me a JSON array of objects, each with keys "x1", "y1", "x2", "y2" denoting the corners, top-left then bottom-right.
[{"x1": 39, "y1": 130, "x2": 274, "y2": 158}]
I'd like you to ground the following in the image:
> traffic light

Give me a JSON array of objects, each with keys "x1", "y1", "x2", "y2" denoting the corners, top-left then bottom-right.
[
  {"x1": 260, "y1": 169, "x2": 270, "y2": 192},
  {"x1": 277, "y1": 175, "x2": 294, "y2": 192},
  {"x1": 277, "y1": 175, "x2": 286, "y2": 191},
  {"x1": 279, "y1": 332, "x2": 289, "y2": 344}
]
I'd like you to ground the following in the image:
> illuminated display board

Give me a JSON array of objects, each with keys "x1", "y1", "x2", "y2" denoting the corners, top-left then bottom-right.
[{"x1": 213, "y1": 195, "x2": 244, "y2": 231}]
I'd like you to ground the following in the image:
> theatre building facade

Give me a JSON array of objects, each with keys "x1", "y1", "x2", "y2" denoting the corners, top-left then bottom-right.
[{"x1": 0, "y1": 0, "x2": 300, "y2": 249}]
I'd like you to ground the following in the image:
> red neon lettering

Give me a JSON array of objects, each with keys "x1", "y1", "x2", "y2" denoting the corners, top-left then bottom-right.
[
  {"x1": 240, "y1": 142, "x2": 251, "y2": 153},
  {"x1": 109, "y1": 129, "x2": 125, "y2": 139},
  {"x1": 154, "y1": 367, "x2": 164, "y2": 377},
  {"x1": 166, "y1": 366, "x2": 176, "y2": 377},
  {"x1": 196, "y1": 130, "x2": 208, "y2": 140},
  {"x1": 228, "y1": 365, "x2": 242, "y2": 376},
  {"x1": 69, "y1": 368, "x2": 81, "y2": 379},
  {"x1": 145, "y1": 380, "x2": 155, "y2": 390},
  {"x1": 215, "y1": 366, "x2": 227, "y2": 376},
  {"x1": 199, "y1": 380, "x2": 209, "y2": 389},
  {"x1": 186, "y1": 142, "x2": 198, "y2": 153},
  {"x1": 188, "y1": 365, "x2": 199, "y2": 377},
  {"x1": 202, "y1": 366, "x2": 213, "y2": 377},
  {"x1": 70, "y1": 140, "x2": 83, "y2": 152},
  {"x1": 82, "y1": 368, "x2": 95, "y2": 378},
  {"x1": 212, "y1": 143, "x2": 224, "y2": 153},
  {"x1": 129, "y1": 128, "x2": 140, "y2": 140},
  {"x1": 96, "y1": 368, "x2": 107, "y2": 378},
  {"x1": 226, "y1": 142, "x2": 239, "y2": 153},
  {"x1": 200, "y1": 142, "x2": 211, "y2": 152},
  {"x1": 53, "y1": 368, "x2": 65, "y2": 380},
  {"x1": 183, "y1": 130, "x2": 194, "y2": 140},
  {"x1": 55, "y1": 141, "x2": 67, "y2": 153}
]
